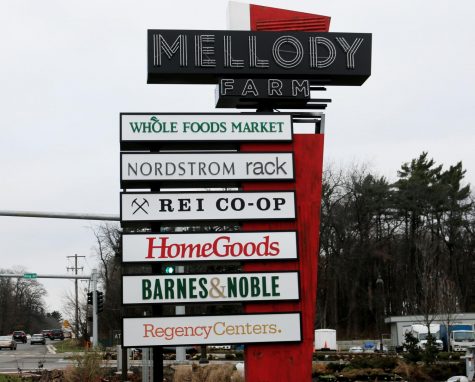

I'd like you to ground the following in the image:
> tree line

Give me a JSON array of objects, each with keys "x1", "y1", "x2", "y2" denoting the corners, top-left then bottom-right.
[
  {"x1": 317, "y1": 152, "x2": 475, "y2": 338},
  {"x1": 89, "y1": 151, "x2": 475, "y2": 342},
  {"x1": 0, "y1": 268, "x2": 61, "y2": 334}
]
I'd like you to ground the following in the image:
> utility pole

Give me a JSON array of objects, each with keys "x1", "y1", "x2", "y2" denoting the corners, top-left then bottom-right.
[{"x1": 67, "y1": 254, "x2": 85, "y2": 339}]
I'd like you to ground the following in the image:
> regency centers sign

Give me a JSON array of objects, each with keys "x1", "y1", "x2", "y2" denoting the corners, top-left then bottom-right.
[
  {"x1": 123, "y1": 313, "x2": 301, "y2": 347},
  {"x1": 147, "y1": 30, "x2": 372, "y2": 85},
  {"x1": 121, "y1": 231, "x2": 298, "y2": 263}
]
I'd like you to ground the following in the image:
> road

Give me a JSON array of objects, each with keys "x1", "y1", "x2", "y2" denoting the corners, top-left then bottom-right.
[{"x1": 0, "y1": 339, "x2": 75, "y2": 373}]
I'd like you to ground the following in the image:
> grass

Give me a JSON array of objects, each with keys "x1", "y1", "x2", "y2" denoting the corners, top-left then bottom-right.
[
  {"x1": 53, "y1": 339, "x2": 86, "y2": 353},
  {"x1": 0, "y1": 375, "x2": 22, "y2": 382}
]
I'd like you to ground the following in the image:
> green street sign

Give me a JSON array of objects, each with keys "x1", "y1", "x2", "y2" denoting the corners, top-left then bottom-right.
[{"x1": 23, "y1": 273, "x2": 37, "y2": 279}]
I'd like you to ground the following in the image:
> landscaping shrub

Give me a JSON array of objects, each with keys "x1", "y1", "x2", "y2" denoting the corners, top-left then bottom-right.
[
  {"x1": 402, "y1": 332, "x2": 421, "y2": 363},
  {"x1": 347, "y1": 356, "x2": 371, "y2": 369},
  {"x1": 394, "y1": 362, "x2": 432, "y2": 381},
  {"x1": 421, "y1": 334, "x2": 439, "y2": 364},
  {"x1": 326, "y1": 362, "x2": 346, "y2": 373},
  {"x1": 171, "y1": 363, "x2": 243, "y2": 382},
  {"x1": 437, "y1": 351, "x2": 450, "y2": 360},
  {"x1": 423, "y1": 362, "x2": 465, "y2": 381},
  {"x1": 63, "y1": 349, "x2": 105, "y2": 382},
  {"x1": 369, "y1": 356, "x2": 398, "y2": 370}
]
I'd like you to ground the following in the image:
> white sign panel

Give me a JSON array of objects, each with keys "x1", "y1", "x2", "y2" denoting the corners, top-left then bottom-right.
[
  {"x1": 120, "y1": 113, "x2": 292, "y2": 144},
  {"x1": 120, "y1": 191, "x2": 296, "y2": 222},
  {"x1": 121, "y1": 231, "x2": 298, "y2": 263},
  {"x1": 122, "y1": 272, "x2": 299, "y2": 304},
  {"x1": 123, "y1": 313, "x2": 301, "y2": 347},
  {"x1": 121, "y1": 152, "x2": 294, "y2": 183}
]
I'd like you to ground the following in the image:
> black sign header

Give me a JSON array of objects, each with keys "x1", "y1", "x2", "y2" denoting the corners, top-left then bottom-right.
[{"x1": 148, "y1": 30, "x2": 371, "y2": 86}]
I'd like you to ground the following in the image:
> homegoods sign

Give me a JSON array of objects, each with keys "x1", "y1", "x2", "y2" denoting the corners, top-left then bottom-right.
[
  {"x1": 123, "y1": 313, "x2": 301, "y2": 347},
  {"x1": 120, "y1": 113, "x2": 292, "y2": 145},
  {"x1": 121, "y1": 231, "x2": 298, "y2": 263},
  {"x1": 122, "y1": 272, "x2": 299, "y2": 304}
]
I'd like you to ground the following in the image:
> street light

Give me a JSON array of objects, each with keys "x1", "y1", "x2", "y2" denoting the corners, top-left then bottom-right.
[{"x1": 376, "y1": 274, "x2": 385, "y2": 352}]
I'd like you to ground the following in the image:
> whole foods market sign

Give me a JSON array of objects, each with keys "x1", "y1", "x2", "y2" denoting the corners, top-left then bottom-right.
[
  {"x1": 122, "y1": 272, "x2": 299, "y2": 304},
  {"x1": 123, "y1": 313, "x2": 301, "y2": 347},
  {"x1": 121, "y1": 152, "x2": 294, "y2": 185},
  {"x1": 148, "y1": 30, "x2": 372, "y2": 86},
  {"x1": 121, "y1": 231, "x2": 298, "y2": 263},
  {"x1": 120, "y1": 113, "x2": 292, "y2": 146},
  {"x1": 121, "y1": 191, "x2": 296, "y2": 222}
]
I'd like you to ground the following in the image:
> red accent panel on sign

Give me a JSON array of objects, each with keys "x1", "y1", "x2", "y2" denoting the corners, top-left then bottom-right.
[
  {"x1": 250, "y1": 4, "x2": 331, "y2": 32},
  {"x1": 241, "y1": 134, "x2": 324, "y2": 381}
]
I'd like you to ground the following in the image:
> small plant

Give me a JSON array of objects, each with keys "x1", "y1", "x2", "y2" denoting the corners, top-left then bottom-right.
[
  {"x1": 402, "y1": 331, "x2": 421, "y2": 363},
  {"x1": 421, "y1": 333, "x2": 438, "y2": 365},
  {"x1": 63, "y1": 349, "x2": 106, "y2": 382}
]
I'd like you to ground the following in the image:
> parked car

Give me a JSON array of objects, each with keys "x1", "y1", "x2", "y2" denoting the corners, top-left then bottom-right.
[
  {"x1": 12, "y1": 331, "x2": 27, "y2": 343},
  {"x1": 0, "y1": 335, "x2": 17, "y2": 350},
  {"x1": 348, "y1": 346, "x2": 364, "y2": 353},
  {"x1": 30, "y1": 333, "x2": 46, "y2": 345},
  {"x1": 41, "y1": 330, "x2": 52, "y2": 339},
  {"x1": 50, "y1": 329, "x2": 64, "y2": 341}
]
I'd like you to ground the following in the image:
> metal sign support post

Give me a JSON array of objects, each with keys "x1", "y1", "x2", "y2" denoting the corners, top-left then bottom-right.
[{"x1": 175, "y1": 265, "x2": 186, "y2": 363}]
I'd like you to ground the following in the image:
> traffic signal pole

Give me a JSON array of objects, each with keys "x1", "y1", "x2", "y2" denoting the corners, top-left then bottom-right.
[{"x1": 91, "y1": 268, "x2": 98, "y2": 347}]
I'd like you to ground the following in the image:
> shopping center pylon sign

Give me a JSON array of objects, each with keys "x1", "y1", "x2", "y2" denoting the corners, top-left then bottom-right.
[{"x1": 120, "y1": 3, "x2": 371, "y2": 382}]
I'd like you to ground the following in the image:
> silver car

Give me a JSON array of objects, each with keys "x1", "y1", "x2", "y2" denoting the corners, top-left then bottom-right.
[
  {"x1": 30, "y1": 334, "x2": 46, "y2": 345},
  {"x1": 0, "y1": 335, "x2": 17, "y2": 350}
]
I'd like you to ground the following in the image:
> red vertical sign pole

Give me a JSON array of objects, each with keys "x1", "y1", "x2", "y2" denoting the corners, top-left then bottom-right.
[
  {"x1": 240, "y1": 5, "x2": 329, "y2": 380},
  {"x1": 241, "y1": 133, "x2": 324, "y2": 381}
]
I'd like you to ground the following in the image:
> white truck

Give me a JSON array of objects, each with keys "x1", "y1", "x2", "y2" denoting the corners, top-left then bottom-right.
[
  {"x1": 449, "y1": 330, "x2": 475, "y2": 352},
  {"x1": 314, "y1": 329, "x2": 337, "y2": 351},
  {"x1": 406, "y1": 324, "x2": 444, "y2": 351}
]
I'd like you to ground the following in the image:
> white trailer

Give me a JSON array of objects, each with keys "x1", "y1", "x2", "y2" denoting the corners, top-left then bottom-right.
[
  {"x1": 314, "y1": 329, "x2": 337, "y2": 351},
  {"x1": 406, "y1": 324, "x2": 443, "y2": 350}
]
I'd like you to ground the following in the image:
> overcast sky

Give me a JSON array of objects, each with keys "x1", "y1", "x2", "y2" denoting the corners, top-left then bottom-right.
[{"x1": 1, "y1": 0, "x2": 474, "y2": 319}]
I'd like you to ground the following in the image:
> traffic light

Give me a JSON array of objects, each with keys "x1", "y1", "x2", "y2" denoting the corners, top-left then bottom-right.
[
  {"x1": 96, "y1": 291, "x2": 104, "y2": 314},
  {"x1": 87, "y1": 292, "x2": 93, "y2": 305},
  {"x1": 163, "y1": 265, "x2": 175, "y2": 274}
]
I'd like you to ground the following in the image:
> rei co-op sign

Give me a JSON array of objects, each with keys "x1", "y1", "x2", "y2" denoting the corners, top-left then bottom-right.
[
  {"x1": 121, "y1": 152, "x2": 294, "y2": 186},
  {"x1": 121, "y1": 231, "x2": 298, "y2": 263},
  {"x1": 120, "y1": 113, "x2": 292, "y2": 147},
  {"x1": 123, "y1": 313, "x2": 301, "y2": 347},
  {"x1": 121, "y1": 191, "x2": 295, "y2": 222},
  {"x1": 122, "y1": 271, "x2": 299, "y2": 304},
  {"x1": 147, "y1": 30, "x2": 372, "y2": 85}
]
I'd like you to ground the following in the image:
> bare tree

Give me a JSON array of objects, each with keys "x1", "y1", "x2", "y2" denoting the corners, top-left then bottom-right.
[
  {"x1": 62, "y1": 288, "x2": 89, "y2": 340},
  {"x1": 414, "y1": 234, "x2": 442, "y2": 332}
]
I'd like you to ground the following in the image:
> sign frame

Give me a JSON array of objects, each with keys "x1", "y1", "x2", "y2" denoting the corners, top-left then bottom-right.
[
  {"x1": 120, "y1": 230, "x2": 299, "y2": 264},
  {"x1": 121, "y1": 271, "x2": 300, "y2": 305},
  {"x1": 120, "y1": 112, "x2": 294, "y2": 150},
  {"x1": 122, "y1": 312, "x2": 302, "y2": 348},
  {"x1": 120, "y1": 151, "x2": 295, "y2": 188},
  {"x1": 120, "y1": 190, "x2": 297, "y2": 224}
]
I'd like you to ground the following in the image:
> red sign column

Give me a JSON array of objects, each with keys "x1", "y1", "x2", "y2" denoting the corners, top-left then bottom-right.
[{"x1": 242, "y1": 133, "x2": 325, "y2": 381}]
